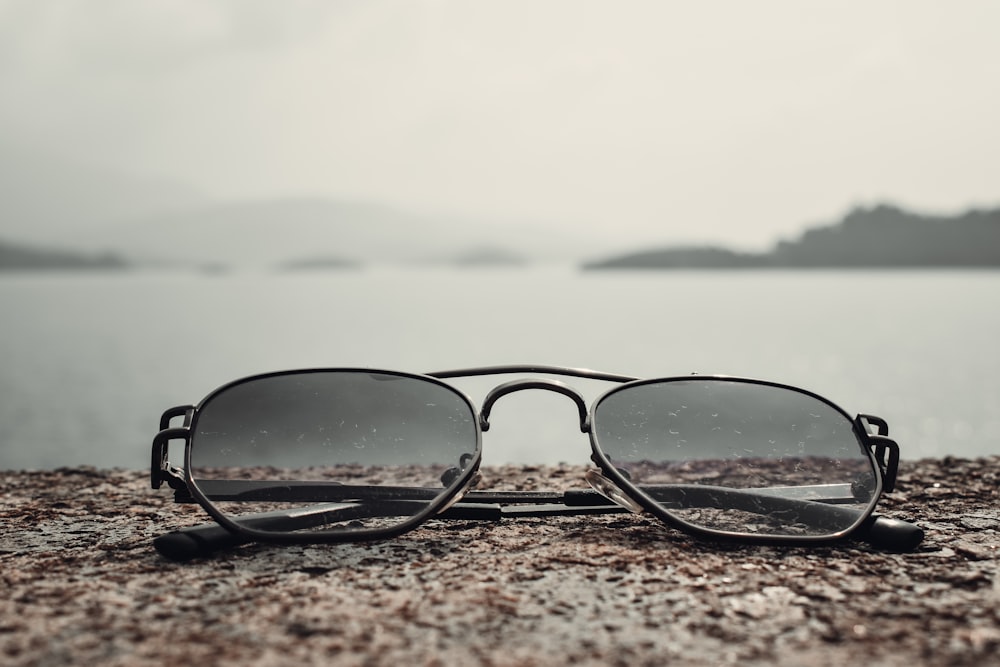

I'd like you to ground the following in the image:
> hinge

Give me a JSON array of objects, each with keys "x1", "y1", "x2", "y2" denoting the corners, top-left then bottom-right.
[
  {"x1": 150, "y1": 425, "x2": 190, "y2": 490},
  {"x1": 856, "y1": 414, "x2": 899, "y2": 493},
  {"x1": 867, "y1": 434, "x2": 900, "y2": 493}
]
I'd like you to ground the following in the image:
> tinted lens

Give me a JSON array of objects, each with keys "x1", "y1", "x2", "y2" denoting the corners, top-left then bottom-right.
[
  {"x1": 188, "y1": 371, "x2": 479, "y2": 537},
  {"x1": 591, "y1": 379, "x2": 878, "y2": 538}
]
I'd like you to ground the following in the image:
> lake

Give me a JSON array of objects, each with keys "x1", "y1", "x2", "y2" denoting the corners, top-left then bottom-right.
[{"x1": 1, "y1": 267, "x2": 997, "y2": 470}]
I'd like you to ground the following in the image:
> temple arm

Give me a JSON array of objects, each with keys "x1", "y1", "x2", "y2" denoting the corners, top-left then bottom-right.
[
  {"x1": 155, "y1": 483, "x2": 923, "y2": 560},
  {"x1": 187, "y1": 479, "x2": 862, "y2": 505}
]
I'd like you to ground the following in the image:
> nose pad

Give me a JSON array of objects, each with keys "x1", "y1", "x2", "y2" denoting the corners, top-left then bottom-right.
[
  {"x1": 436, "y1": 471, "x2": 482, "y2": 516},
  {"x1": 440, "y1": 453, "x2": 477, "y2": 487},
  {"x1": 585, "y1": 469, "x2": 645, "y2": 515}
]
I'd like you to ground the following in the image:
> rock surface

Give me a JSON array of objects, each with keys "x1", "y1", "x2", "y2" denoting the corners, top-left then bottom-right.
[{"x1": 1, "y1": 458, "x2": 998, "y2": 666}]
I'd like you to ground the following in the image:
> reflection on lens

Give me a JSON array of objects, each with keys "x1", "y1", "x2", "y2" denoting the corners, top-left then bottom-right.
[
  {"x1": 189, "y1": 371, "x2": 479, "y2": 537},
  {"x1": 591, "y1": 379, "x2": 878, "y2": 538}
]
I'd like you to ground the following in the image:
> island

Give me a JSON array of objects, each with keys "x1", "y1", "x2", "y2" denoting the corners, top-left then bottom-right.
[
  {"x1": 0, "y1": 239, "x2": 128, "y2": 271},
  {"x1": 275, "y1": 256, "x2": 362, "y2": 272},
  {"x1": 583, "y1": 204, "x2": 1000, "y2": 270}
]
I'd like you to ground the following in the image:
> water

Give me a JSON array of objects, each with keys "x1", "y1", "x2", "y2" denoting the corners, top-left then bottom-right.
[{"x1": 1, "y1": 267, "x2": 998, "y2": 470}]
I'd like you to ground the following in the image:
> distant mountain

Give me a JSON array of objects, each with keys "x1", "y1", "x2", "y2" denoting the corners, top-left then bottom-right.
[
  {"x1": 0, "y1": 238, "x2": 128, "y2": 271},
  {"x1": 583, "y1": 204, "x2": 1000, "y2": 270},
  {"x1": 75, "y1": 198, "x2": 416, "y2": 265},
  {"x1": 0, "y1": 145, "x2": 603, "y2": 267},
  {"x1": 0, "y1": 142, "x2": 209, "y2": 244},
  {"x1": 75, "y1": 197, "x2": 585, "y2": 267}
]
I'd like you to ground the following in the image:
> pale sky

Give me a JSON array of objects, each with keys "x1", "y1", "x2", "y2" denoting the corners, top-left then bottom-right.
[{"x1": 2, "y1": 0, "x2": 998, "y2": 250}]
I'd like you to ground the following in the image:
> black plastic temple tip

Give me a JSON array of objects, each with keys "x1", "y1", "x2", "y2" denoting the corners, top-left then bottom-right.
[
  {"x1": 154, "y1": 524, "x2": 249, "y2": 562},
  {"x1": 863, "y1": 515, "x2": 925, "y2": 552}
]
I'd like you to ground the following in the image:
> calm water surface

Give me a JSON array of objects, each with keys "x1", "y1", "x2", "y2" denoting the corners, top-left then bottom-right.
[{"x1": 1, "y1": 267, "x2": 998, "y2": 469}]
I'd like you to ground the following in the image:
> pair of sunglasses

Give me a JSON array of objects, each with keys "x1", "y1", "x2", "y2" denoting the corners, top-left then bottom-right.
[{"x1": 150, "y1": 365, "x2": 923, "y2": 561}]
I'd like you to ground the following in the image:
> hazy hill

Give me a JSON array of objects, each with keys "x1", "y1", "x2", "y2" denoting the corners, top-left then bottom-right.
[
  {"x1": 77, "y1": 198, "x2": 429, "y2": 265},
  {"x1": 71, "y1": 197, "x2": 592, "y2": 267},
  {"x1": 584, "y1": 204, "x2": 1000, "y2": 270},
  {"x1": 0, "y1": 146, "x2": 577, "y2": 267},
  {"x1": 0, "y1": 142, "x2": 209, "y2": 244}
]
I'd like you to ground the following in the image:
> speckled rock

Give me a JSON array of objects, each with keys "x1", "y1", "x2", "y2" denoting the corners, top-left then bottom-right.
[{"x1": 1, "y1": 458, "x2": 998, "y2": 666}]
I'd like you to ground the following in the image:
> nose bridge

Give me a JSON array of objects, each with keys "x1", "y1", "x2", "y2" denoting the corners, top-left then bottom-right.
[{"x1": 479, "y1": 378, "x2": 590, "y2": 433}]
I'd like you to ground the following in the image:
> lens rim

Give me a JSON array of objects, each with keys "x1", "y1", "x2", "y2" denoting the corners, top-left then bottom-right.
[
  {"x1": 587, "y1": 375, "x2": 884, "y2": 544},
  {"x1": 182, "y1": 368, "x2": 483, "y2": 544}
]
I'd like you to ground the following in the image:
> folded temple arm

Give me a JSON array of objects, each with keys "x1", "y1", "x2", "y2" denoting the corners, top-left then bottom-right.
[{"x1": 154, "y1": 481, "x2": 923, "y2": 560}]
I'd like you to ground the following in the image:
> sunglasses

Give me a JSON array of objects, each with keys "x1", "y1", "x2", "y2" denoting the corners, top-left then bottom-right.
[{"x1": 150, "y1": 365, "x2": 923, "y2": 561}]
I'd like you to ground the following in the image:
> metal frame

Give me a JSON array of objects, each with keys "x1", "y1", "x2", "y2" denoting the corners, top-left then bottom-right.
[{"x1": 150, "y1": 364, "x2": 920, "y2": 560}]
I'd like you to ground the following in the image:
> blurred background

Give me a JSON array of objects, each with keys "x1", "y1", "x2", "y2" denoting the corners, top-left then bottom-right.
[{"x1": 1, "y1": 1, "x2": 998, "y2": 470}]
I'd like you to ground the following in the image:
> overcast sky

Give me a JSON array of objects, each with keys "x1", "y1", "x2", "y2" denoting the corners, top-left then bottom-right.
[{"x1": 2, "y1": 0, "x2": 998, "y2": 249}]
